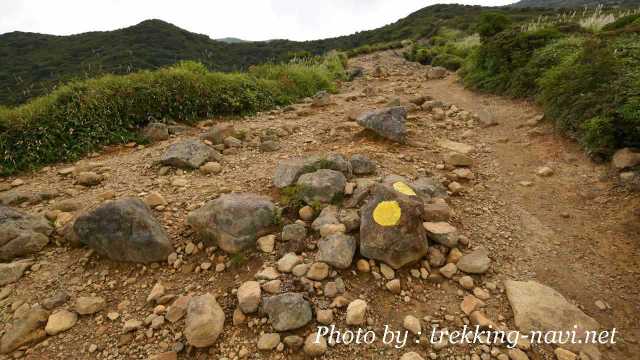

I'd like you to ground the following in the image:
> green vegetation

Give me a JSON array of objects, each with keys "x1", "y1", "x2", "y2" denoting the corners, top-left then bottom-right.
[
  {"x1": 1, "y1": 5, "x2": 559, "y2": 106},
  {"x1": 460, "y1": 10, "x2": 640, "y2": 157},
  {"x1": 0, "y1": 55, "x2": 345, "y2": 175}
]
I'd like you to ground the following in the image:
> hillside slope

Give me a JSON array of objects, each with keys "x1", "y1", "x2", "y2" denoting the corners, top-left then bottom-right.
[
  {"x1": 510, "y1": 0, "x2": 640, "y2": 8},
  {"x1": 0, "y1": 4, "x2": 550, "y2": 106}
]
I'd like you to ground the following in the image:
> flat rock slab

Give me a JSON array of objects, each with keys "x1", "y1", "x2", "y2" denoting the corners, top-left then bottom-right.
[
  {"x1": 437, "y1": 139, "x2": 474, "y2": 155},
  {"x1": 505, "y1": 280, "x2": 600, "y2": 352}
]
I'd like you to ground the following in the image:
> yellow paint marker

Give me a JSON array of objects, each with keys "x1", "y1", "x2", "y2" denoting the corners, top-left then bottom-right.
[
  {"x1": 373, "y1": 201, "x2": 402, "y2": 226},
  {"x1": 393, "y1": 182, "x2": 416, "y2": 196}
]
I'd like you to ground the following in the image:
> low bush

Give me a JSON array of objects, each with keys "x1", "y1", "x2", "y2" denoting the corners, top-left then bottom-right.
[
  {"x1": 432, "y1": 53, "x2": 464, "y2": 71},
  {"x1": 0, "y1": 55, "x2": 345, "y2": 175}
]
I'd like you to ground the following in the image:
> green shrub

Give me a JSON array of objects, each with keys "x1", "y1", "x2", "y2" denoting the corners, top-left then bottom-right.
[
  {"x1": 476, "y1": 12, "x2": 512, "y2": 39},
  {"x1": 539, "y1": 35, "x2": 640, "y2": 155},
  {"x1": 0, "y1": 55, "x2": 345, "y2": 175},
  {"x1": 432, "y1": 53, "x2": 464, "y2": 71}
]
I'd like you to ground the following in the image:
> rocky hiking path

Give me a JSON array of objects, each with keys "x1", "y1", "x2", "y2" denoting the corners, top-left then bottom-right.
[{"x1": 0, "y1": 50, "x2": 638, "y2": 360}]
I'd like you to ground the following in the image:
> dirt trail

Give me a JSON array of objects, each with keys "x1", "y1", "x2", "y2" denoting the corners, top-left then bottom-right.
[{"x1": 0, "y1": 50, "x2": 638, "y2": 360}]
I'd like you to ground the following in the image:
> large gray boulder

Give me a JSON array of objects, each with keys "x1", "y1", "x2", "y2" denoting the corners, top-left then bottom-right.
[
  {"x1": 360, "y1": 184, "x2": 428, "y2": 269},
  {"x1": 296, "y1": 169, "x2": 346, "y2": 205},
  {"x1": 505, "y1": 280, "x2": 600, "y2": 353},
  {"x1": 356, "y1": 107, "x2": 407, "y2": 143},
  {"x1": 262, "y1": 293, "x2": 312, "y2": 331},
  {"x1": 160, "y1": 140, "x2": 219, "y2": 169},
  {"x1": 73, "y1": 198, "x2": 173, "y2": 263},
  {"x1": 0, "y1": 205, "x2": 52, "y2": 261},
  {"x1": 187, "y1": 193, "x2": 277, "y2": 254},
  {"x1": 317, "y1": 234, "x2": 356, "y2": 269}
]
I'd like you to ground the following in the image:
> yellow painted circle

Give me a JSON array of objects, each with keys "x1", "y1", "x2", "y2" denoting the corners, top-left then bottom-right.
[
  {"x1": 393, "y1": 182, "x2": 416, "y2": 196},
  {"x1": 373, "y1": 201, "x2": 402, "y2": 227}
]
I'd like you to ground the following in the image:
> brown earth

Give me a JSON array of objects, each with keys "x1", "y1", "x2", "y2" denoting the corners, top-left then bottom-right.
[{"x1": 0, "y1": 50, "x2": 638, "y2": 360}]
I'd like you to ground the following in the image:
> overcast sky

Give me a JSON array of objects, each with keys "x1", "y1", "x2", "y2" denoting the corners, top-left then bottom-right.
[{"x1": 1, "y1": 1, "x2": 513, "y2": 41}]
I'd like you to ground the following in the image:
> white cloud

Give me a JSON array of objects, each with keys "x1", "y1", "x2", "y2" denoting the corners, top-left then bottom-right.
[{"x1": 0, "y1": 0, "x2": 514, "y2": 41}]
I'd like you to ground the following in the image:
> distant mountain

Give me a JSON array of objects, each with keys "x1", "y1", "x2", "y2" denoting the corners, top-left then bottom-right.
[
  {"x1": 215, "y1": 37, "x2": 249, "y2": 43},
  {"x1": 0, "y1": 5, "x2": 552, "y2": 105},
  {"x1": 509, "y1": 0, "x2": 640, "y2": 8}
]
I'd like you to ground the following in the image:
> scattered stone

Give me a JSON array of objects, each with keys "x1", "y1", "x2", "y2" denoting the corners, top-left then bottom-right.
[
  {"x1": 298, "y1": 206, "x2": 315, "y2": 221},
  {"x1": 41, "y1": 291, "x2": 70, "y2": 310},
  {"x1": 257, "y1": 234, "x2": 276, "y2": 253},
  {"x1": 612, "y1": 148, "x2": 640, "y2": 170},
  {"x1": 423, "y1": 202, "x2": 452, "y2": 222},
  {"x1": 257, "y1": 333, "x2": 281, "y2": 351},
  {"x1": 262, "y1": 279, "x2": 282, "y2": 294},
  {"x1": 554, "y1": 348, "x2": 577, "y2": 360},
  {"x1": 346, "y1": 299, "x2": 367, "y2": 325},
  {"x1": 304, "y1": 333, "x2": 327, "y2": 357},
  {"x1": 73, "y1": 198, "x2": 173, "y2": 263},
  {"x1": 142, "y1": 123, "x2": 170, "y2": 142},
  {"x1": 184, "y1": 294, "x2": 225, "y2": 348},
  {"x1": 459, "y1": 276, "x2": 474, "y2": 290},
  {"x1": 356, "y1": 107, "x2": 407, "y2": 143},
  {"x1": 202, "y1": 123, "x2": 235, "y2": 145},
  {"x1": 444, "y1": 152, "x2": 473, "y2": 167},
  {"x1": 0, "y1": 305, "x2": 48, "y2": 354},
  {"x1": 74, "y1": 296, "x2": 106, "y2": 315},
  {"x1": 123, "y1": 319, "x2": 143, "y2": 333},
  {"x1": 438, "y1": 139, "x2": 474, "y2": 154},
  {"x1": 0, "y1": 205, "x2": 52, "y2": 261},
  {"x1": 457, "y1": 248, "x2": 491, "y2": 274},
  {"x1": 277, "y1": 253, "x2": 302, "y2": 273},
  {"x1": 360, "y1": 184, "x2": 428, "y2": 269},
  {"x1": 380, "y1": 263, "x2": 395, "y2": 280},
  {"x1": 423, "y1": 222, "x2": 458, "y2": 248},
  {"x1": 507, "y1": 348, "x2": 529, "y2": 360},
  {"x1": 237, "y1": 281, "x2": 261, "y2": 314},
  {"x1": 350, "y1": 154, "x2": 377, "y2": 175},
  {"x1": 439, "y1": 263, "x2": 457, "y2": 278},
  {"x1": 0, "y1": 259, "x2": 34, "y2": 286},
  {"x1": 160, "y1": 140, "x2": 218, "y2": 169},
  {"x1": 311, "y1": 91, "x2": 331, "y2": 107},
  {"x1": 44, "y1": 309, "x2": 77, "y2": 335},
  {"x1": 146, "y1": 282, "x2": 166, "y2": 303},
  {"x1": 401, "y1": 352, "x2": 425, "y2": 360},
  {"x1": 77, "y1": 172, "x2": 103, "y2": 186},
  {"x1": 256, "y1": 267, "x2": 281, "y2": 280},
  {"x1": 386, "y1": 279, "x2": 401, "y2": 294},
  {"x1": 403, "y1": 315, "x2": 421, "y2": 335},
  {"x1": 282, "y1": 223, "x2": 307, "y2": 242},
  {"x1": 166, "y1": 295, "x2": 191, "y2": 323},
  {"x1": 316, "y1": 309, "x2": 333, "y2": 324},
  {"x1": 317, "y1": 234, "x2": 356, "y2": 269},
  {"x1": 461, "y1": 295, "x2": 485, "y2": 315},
  {"x1": 296, "y1": 169, "x2": 346, "y2": 204},
  {"x1": 262, "y1": 293, "x2": 312, "y2": 331},
  {"x1": 427, "y1": 66, "x2": 448, "y2": 79},
  {"x1": 536, "y1": 166, "x2": 554, "y2": 177},
  {"x1": 187, "y1": 193, "x2": 277, "y2": 254},
  {"x1": 199, "y1": 162, "x2": 222, "y2": 175},
  {"x1": 356, "y1": 259, "x2": 370, "y2": 273},
  {"x1": 306, "y1": 262, "x2": 329, "y2": 281}
]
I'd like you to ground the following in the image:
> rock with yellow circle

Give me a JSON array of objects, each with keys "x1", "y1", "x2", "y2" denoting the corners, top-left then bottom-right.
[{"x1": 359, "y1": 184, "x2": 428, "y2": 269}]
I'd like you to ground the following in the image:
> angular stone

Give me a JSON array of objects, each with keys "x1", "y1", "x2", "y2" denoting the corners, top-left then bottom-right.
[
  {"x1": 262, "y1": 293, "x2": 312, "y2": 331},
  {"x1": 0, "y1": 305, "x2": 48, "y2": 354},
  {"x1": 166, "y1": 295, "x2": 191, "y2": 323},
  {"x1": 44, "y1": 309, "x2": 77, "y2": 335},
  {"x1": 73, "y1": 198, "x2": 173, "y2": 263},
  {"x1": 346, "y1": 299, "x2": 367, "y2": 325},
  {"x1": 438, "y1": 139, "x2": 474, "y2": 154},
  {"x1": 237, "y1": 281, "x2": 261, "y2": 314},
  {"x1": 74, "y1": 296, "x2": 106, "y2": 315},
  {"x1": 317, "y1": 234, "x2": 356, "y2": 269},
  {"x1": 612, "y1": 148, "x2": 640, "y2": 170},
  {"x1": 350, "y1": 154, "x2": 377, "y2": 175},
  {"x1": 282, "y1": 223, "x2": 307, "y2": 242},
  {"x1": 187, "y1": 193, "x2": 277, "y2": 254},
  {"x1": 201, "y1": 123, "x2": 235, "y2": 145},
  {"x1": 160, "y1": 140, "x2": 218, "y2": 169},
  {"x1": 457, "y1": 248, "x2": 491, "y2": 274},
  {"x1": 296, "y1": 169, "x2": 346, "y2": 204},
  {"x1": 142, "y1": 123, "x2": 170, "y2": 142},
  {"x1": 356, "y1": 107, "x2": 407, "y2": 143},
  {"x1": 423, "y1": 222, "x2": 458, "y2": 248},
  {"x1": 0, "y1": 259, "x2": 34, "y2": 287},
  {"x1": 0, "y1": 205, "x2": 52, "y2": 261},
  {"x1": 257, "y1": 333, "x2": 281, "y2": 350}
]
